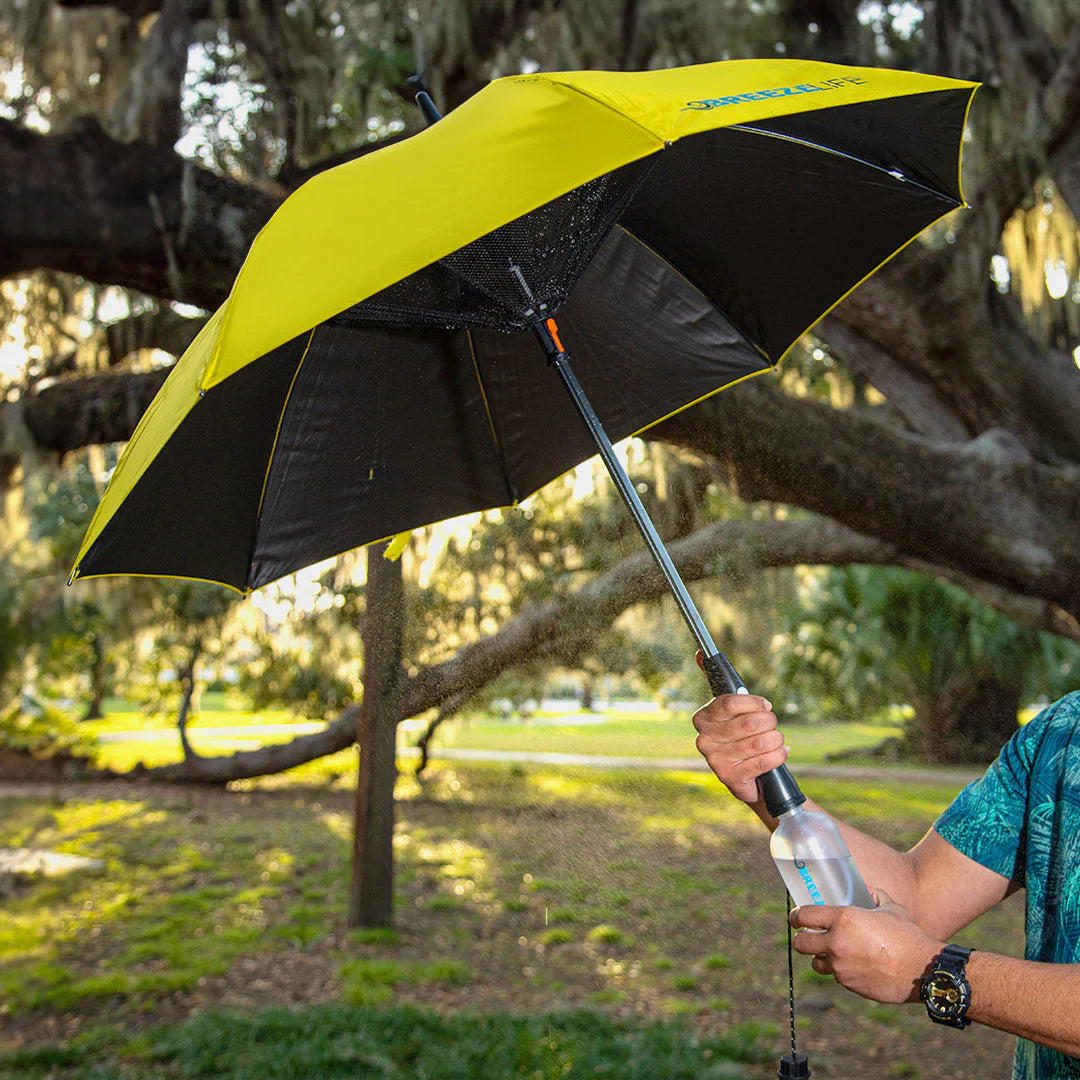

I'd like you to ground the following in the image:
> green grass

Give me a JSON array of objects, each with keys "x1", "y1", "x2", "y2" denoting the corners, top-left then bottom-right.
[
  {"x1": 0, "y1": 758, "x2": 1018, "y2": 1078},
  {"x1": 82, "y1": 696, "x2": 906, "y2": 773},
  {"x1": 0, "y1": 791, "x2": 342, "y2": 1014},
  {"x1": 0, "y1": 1005, "x2": 772, "y2": 1079},
  {"x1": 339, "y1": 957, "x2": 472, "y2": 1004},
  {"x1": 426, "y1": 712, "x2": 903, "y2": 763}
]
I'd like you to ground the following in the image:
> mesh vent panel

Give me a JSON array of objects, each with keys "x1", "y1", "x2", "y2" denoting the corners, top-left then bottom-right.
[{"x1": 332, "y1": 158, "x2": 654, "y2": 333}]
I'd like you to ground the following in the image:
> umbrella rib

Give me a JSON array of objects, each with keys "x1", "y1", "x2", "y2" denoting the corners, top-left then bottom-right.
[
  {"x1": 466, "y1": 328, "x2": 518, "y2": 505},
  {"x1": 613, "y1": 223, "x2": 773, "y2": 363},
  {"x1": 727, "y1": 123, "x2": 961, "y2": 202}
]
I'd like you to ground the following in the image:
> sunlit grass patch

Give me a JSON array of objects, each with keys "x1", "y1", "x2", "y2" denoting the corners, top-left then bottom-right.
[
  {"x1": 338, "y1": 957, "x2": 472, "y2": 1005},
  {"x1": 799, "y1": 777, "x2": 967, "y2": 829},
  {"x1": 0, "y1": 793, "x2": 351, "y2": 1014},
  {"x1": 539, "y1": 928, "x2": 573, "y2": 946},
  {"x1": 586, "y1": 924, "x2": 632, "y2": 947}
]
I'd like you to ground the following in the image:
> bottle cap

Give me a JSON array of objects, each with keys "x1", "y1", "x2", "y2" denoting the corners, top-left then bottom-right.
[
  {"x1": 759, "y1": 765, "x2": 806, "y2": 818},
  {"x1": 778, "y1": 1051, "x2": 811, "y2": 1079}
]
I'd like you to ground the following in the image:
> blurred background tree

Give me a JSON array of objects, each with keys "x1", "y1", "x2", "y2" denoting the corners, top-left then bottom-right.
[{"x1": 776, "y1": 566, "x2": 1080, "y2": 762}]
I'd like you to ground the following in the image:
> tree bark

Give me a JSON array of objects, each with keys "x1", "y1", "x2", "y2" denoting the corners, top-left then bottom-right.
[
  {"x1": 175, "y1": 640, "x2": 201, "y2": 762},
  {"x1": 907, "y1": 671, "x2": 1024, "y2": 765},
  {"x1": 349, "y1": 548, "x2": 403, "y2": 928},
  {"x1": 654, "y1": 378, "x2": 1080, "y2": 620},
  {"x1": 80, "y1": 633, "x2": 108, "y2": 722},
  {"x1": 0, "y1": 117, "x2": 279, "y2": 308}
]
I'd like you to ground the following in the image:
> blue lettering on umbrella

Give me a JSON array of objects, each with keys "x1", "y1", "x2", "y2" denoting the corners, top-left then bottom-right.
[{"x1": 682, "y1": 74, "x2": 867, "y2": 111}]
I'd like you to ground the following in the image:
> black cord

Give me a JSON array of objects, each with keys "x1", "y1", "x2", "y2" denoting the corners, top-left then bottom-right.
[
  {"x1": 778, "y1": 889, "x2": 811, "y2": 1078},
  {"x1": 787, "y1": 889, "x2": 797, "y2": 1056}
]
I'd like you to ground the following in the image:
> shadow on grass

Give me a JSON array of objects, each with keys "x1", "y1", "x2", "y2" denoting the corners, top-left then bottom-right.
[{"x1": 0, "y1": 761, "x2": 1015, "y2": 1079}]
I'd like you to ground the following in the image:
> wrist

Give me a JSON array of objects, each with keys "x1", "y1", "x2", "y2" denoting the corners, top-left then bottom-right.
[{"x1": 906, "y1": 939, "x2": 947, "y2": 1003}]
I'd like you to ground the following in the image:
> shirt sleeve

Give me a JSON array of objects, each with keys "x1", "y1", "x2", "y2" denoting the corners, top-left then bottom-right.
[{"x1": 933, "y1": 703, "x2": 1054, "y2": 882}]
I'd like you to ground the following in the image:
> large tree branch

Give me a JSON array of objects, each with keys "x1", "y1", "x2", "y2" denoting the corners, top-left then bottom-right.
[
  {"x1": 133, "y1": 704, "x2": 360, "y2": 783},
  {"x1": 0, "y1": 116, "x2": 279, "y2": 307},
  {"x1": 19, "y1": 360, "x2": 1080, "y2": 623},
  {"x1": 56, "y1": 0, "x2": 163, "y2": 16},
  {"x1": 21, "y1": 368, "x2": 168, "y2": 453},
  {"x1": 653, "y1": 378, "x2": 1080, "y2": 618},
  {"x1": 130, "y1": 510, "x2": 1078, "y2": 783},
  {"x1": 103, "y1": 308, "x2": 207, "y2": 366},
  {"x1": 130, "y1": 516, "x2": 902, "y2": 781},
  {"x1": 817, "y1": 315, "x2": 970, "y2": 441}
]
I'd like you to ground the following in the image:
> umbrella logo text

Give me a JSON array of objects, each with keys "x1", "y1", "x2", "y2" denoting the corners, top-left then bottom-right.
[{"x1": 682, "y1": 74, "x2": 868, "y2": 111}]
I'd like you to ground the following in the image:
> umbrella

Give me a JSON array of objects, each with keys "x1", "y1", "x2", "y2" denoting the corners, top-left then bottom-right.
[{"x1": 71, "y1": 58, "x2": 977, "y2": 705}]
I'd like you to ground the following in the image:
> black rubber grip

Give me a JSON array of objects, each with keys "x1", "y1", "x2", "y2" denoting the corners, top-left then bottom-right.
[
  {"x1": 699, "y1": 652, "x2": 805, "y2": 817},
  {"x1": 700, "y1": 651, "x2": 746, "y2": 696}
]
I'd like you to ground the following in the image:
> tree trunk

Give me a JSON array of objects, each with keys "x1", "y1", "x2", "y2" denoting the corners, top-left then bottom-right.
[
  {"x1": 349, "y1": 548, "x2": 403, "y2": 928},
  {"x1": 175, "y1": 641, "x2": 201, "y2": 762},
  {"x1": 906, "y1": 671, "x2": 1023, "y2": 765},
  {"x1": 80, "y1": 633, "x2": 108, "y2": 722}
]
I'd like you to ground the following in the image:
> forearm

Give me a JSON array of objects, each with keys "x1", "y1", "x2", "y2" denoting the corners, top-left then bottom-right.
[
  {"x1": 800, "y1": 797, "x2": 922, "y2": 911},
  {"x1": 965, "y1": 952, "x2": 1080, "y2": 1058}
]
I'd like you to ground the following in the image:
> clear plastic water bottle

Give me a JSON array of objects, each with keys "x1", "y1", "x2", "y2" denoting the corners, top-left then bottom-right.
[
  {"x1": 770, "y1": 804, "x2": 876, "y2": 909},
  {"x1": 760, "y1": 768, "x2": 876, "y2": 909}
]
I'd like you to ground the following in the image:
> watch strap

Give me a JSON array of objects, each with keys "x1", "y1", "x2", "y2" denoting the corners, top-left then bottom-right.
[{"x1": 935, "y1": 943, "x2": 973, "y2": 976}]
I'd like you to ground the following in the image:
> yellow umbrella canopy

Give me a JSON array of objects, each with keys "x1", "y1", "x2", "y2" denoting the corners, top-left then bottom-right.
[{"x1": 71, "y1": 58, "x2": 977, "y2": 594}]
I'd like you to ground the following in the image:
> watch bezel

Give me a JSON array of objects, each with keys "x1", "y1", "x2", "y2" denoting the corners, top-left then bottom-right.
[
  {"x1": 920, "y1": 952, "x2": 973, "y2": 1030},
  {"x1": 923, "y1": 969, "x2": 970, "y2": 1020}
]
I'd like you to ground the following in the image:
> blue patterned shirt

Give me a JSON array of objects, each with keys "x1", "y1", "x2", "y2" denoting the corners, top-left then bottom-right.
[{"x1": 935, "y1": 691, "x2": 1080, "y2": 1079}]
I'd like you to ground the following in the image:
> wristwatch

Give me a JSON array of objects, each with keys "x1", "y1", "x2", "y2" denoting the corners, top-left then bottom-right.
[{"x1": 920, "y1": 944, "x2": 974, "y2": 1029}]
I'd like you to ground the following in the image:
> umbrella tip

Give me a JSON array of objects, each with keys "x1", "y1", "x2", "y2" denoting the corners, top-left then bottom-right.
[{"x1": 407, "y1": 73, "x2": 443, "y2": 126}]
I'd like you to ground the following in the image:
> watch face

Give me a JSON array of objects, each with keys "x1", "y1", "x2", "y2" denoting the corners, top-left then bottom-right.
[{"x1": 924, "y1": 971, "x2": 969, "y2": 1019}]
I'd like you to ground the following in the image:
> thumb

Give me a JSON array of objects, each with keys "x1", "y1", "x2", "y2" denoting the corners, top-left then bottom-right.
[
  {"x1": 694, "y1": 649, "x2": 705, "y2": 672},
  {"x1": 788, "y1": 903, "x2": 840, "y2": 931}
]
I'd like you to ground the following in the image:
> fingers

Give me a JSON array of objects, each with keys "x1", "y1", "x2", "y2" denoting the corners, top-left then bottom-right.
[
  {"x1": 692, "y1": 693, "x2": 787, "y2": 803},
  {"x1": 691, "y1": 692, "x2": 774, "y2": 734},
  {"x1": 699, "y1": 738, "x2": 789, "y2": 792}
]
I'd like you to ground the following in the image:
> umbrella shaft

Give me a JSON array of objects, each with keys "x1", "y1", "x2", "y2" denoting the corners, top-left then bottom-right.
[
  {"x1": 547, "y1": 346, "x2": 802, "y2": 812},
  {"x1": 547, "y1": 350, "x2": 719, "y2": 658}
]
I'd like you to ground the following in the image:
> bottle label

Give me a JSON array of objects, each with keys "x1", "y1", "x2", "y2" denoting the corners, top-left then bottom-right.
[{"x1": 794, "y1": 858, "x2": 825, "y2": 905}]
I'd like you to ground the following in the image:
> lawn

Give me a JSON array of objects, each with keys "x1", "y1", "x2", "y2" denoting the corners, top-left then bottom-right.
[
  {"x1": 0, "y1": 758, "x2": 1020, "y2": 1080},
  {"x1": 81, "y1": 695, "x2": 905, "y2": 773}
]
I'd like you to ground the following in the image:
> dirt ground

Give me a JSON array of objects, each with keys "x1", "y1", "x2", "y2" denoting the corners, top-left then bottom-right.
[{"x1": 0, "y1": 776, "x2": 1023, "y2": 1080}]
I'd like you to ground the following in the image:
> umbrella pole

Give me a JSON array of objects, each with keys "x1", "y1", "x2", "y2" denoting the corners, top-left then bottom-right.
[
  {"x1": 536, "y1": 318, "x2": 805, "y2": 810},
  {"x1": 531, "y1": 317, "x2": 741, "y2": 694}
]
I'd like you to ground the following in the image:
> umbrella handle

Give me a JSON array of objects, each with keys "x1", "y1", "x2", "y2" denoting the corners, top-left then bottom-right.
[
  {"x1": 406, "y1": 74, "x2": 443, "y2": 126},
  {"x1": 700, "y1": 651, "x2": 805, "y2": 817},
  {"x1": 700, "y1": 650, "x2": 746, "y2": 696}
]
